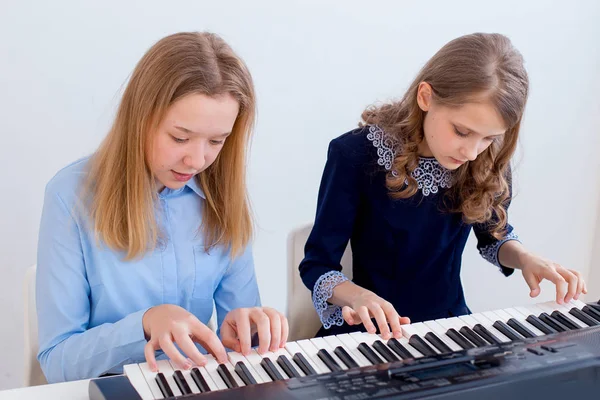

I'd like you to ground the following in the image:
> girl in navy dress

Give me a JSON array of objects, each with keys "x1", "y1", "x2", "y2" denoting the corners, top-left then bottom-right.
[{"x1": 299, "y1": 33, "x2": 587, "y2": 340}]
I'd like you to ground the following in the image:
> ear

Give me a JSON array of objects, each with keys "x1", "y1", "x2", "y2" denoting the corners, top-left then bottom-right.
[{"x1": 416, "y1": 81, "x2": 433, "y2": 112}]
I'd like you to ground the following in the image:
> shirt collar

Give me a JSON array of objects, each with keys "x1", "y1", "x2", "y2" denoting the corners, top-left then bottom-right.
[{"x1": 186, "y1": 175, "x2": 206, "y2": 199}]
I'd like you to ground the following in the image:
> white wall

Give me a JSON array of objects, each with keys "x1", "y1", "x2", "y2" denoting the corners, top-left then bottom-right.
[{"x1": 1, "y1": 0, "x2": 599, "y2": 390}]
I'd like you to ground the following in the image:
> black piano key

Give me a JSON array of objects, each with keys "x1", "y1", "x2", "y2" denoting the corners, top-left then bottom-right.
[
  {"x1": 589, "y1": 302, "x2": 600, "y2": 312},
  {"x1": 408, "y1": 334, "x2": 437, "y2": 356},
  {"x1": 570, "y1": 308, "x2": 600, "y2": 326},
  {"x1": 155, "y1": 372, "x2": 175, "y2": 398},
  {"x1": 387, "y1": 338, "x2": 414, "y2": 360},
  {"x1": 190, "y1": 367, "x2": 211, "y2": 393},
  {"x1": 277, "y1": 355, "x2": 302, "y2": 378},
  {"x1": 235, "y1": 361, "x2": 258, "y2": 385},
  {"x1": 173, "y1": 370, "x2": 193, "y2": 395},
  {"x1": 581, "y1": 306, "x2": 600, "y2": 322},
  {"x1": 473, "y1": 324, "x2": 501, "y2": 345},
  {"x1": 261, "y1": 358, "x2": 285, "y2": 381},
  {"x1": 551, "y1": 311, "x2": 580, "y2": 330},
  {"x1": 292, "y1": 353, "x2": 318, "y2": 376},
  {"x1": 333, "y1": 346, "x2": 360, "y2": 369},
  {"x1": 446, "y1": 328, "x2": 475, "y2": 350},
  {"x1": 317, "y1": 349, "x2": 343, "y2": 372},
  {"x1": 526, "y1": 315, "x2": 557, "y2": 335},
  {"x1": 372, "y1": 340, "x2": 401, "y2": 362},
  {"x1": 539, "y1": 313, "x2": 569, "y2": 332},
  {"x1": 459, "y1": 326, "x2": 488, "y2": 347},
  {"x1": 507, "y1": 318, "x2": 537, "y2": 338},
  {"x1": 217, "y1": 364, "x2": 239, "y2": 389},
  {"x1": 424, "y1": 332, "x2": 453, "y2": 354},
  {"x1": 357, "y1": 342, "x2": 384, "y2": 365},
  {"x1": 493, "y1": 321, "x2": 523, "y2": 341}
]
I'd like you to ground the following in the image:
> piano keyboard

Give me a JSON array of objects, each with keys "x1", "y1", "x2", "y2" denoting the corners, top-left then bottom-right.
[{"x1": 112, "y1": 299, "x2": 600, "y2": 399}]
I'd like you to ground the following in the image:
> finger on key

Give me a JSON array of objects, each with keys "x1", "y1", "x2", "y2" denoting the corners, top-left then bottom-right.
[
  {"x1": 159, "y1": 335, "x2": 191, "y2": 370},
  {"x1": 173, "y1": 328, "x2": 207, "y2": 367},
  {"x1": 560, "y1": 268, "x2": 577, "y2": 303},
  {"x1": 190, "y1": 319, "x2": 228, "y2": 364},
  {"x1": 253, "y1": 310, "x2": 272, "y2": 355},
  {"x1": 549, "y1": 270, "x2": 567, "y2": 304},
  {"x1": 382, "y1": 302, "x2": 402, "y2": 338},
  {"x1": 262, "y1": 308, "x2": 282, "y2": 352},
  {"x1": 357, "y1": 306, "x2": 376, "y2": 334},
  {"x1": 280, "y1": 313, "x2": 289, "y2": 348},
  {"x1": 144, "y1": 341, "x2": 159, "y2": 372},
  {"x1": 371, "y1": 304, "x2": 391, "y2": 339}
]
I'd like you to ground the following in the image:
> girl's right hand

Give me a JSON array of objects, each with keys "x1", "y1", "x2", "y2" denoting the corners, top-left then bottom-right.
[
  {"x1": 341, "y1": 289, "x2": 410, "y2": 340},
  {"x1": 142, "y1": 304, "x2": 228, "y2": 372}
]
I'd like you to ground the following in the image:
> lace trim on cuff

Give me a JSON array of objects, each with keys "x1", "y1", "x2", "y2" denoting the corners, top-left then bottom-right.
[
  {"x1": 480, "y1": 231, "x2": 521, "y2": 269},
  {"x1": 312, "y1": 270, "x2": 349, "y2": 329}
]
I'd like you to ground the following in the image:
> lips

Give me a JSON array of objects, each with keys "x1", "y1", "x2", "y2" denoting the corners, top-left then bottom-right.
[{"x1": 172, "y1": 171, "x2": 194, "y2": 181}]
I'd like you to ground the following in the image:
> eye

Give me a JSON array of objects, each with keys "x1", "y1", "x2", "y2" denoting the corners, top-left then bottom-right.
[
  {"x1": 210, "y1": 139, "x2": 225, "y2": 145},
  {"x1": 171, "y1": 135, "x2": 188, "y2": 144},
  {"x1": 453, "y1": 127, "x2": 468, "y2": 138}
]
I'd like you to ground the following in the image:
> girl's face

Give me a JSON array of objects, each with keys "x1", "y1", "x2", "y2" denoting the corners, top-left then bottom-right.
[
  {"x1": 416, "y1": 82, "x2": 507, "y2": 170},
  {"x1": 147, "y1": 93, "x2": 239, "y2": 191}
]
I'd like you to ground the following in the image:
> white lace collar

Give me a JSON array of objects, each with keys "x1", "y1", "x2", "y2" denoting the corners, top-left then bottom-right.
[{"x1": 366, "y1": 125, "x2": 453, "y2": 196}]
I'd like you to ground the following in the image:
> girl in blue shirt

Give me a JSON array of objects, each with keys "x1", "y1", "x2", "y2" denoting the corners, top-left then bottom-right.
[
  {"x1": 36, "y1": 32, "x2": 288, "y2": 383},
  {"x1": 299, "y1": 33, "x2": 587, "y2": 340}
]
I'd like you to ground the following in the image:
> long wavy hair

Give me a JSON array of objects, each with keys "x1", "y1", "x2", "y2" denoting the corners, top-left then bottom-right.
[
  {"x1": 84, "y1": 32, "x2": 256, "y2": 260},
  {"x1": 361, "y1": 33, "x2": 529, "y2": 238}
]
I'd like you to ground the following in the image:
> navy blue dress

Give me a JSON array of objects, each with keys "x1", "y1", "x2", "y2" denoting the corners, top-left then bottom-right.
[{"x1": 298, "y1": 125, "x2": 518, "y2": 337}]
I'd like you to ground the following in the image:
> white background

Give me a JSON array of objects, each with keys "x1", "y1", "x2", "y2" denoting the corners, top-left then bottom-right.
[{"x1": 1, "y1": 0, "x2": 599, "y2": 389}]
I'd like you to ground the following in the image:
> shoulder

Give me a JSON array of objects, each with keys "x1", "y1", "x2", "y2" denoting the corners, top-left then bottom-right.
[
  {"x1": 44, "y1": 156, "x2": 92, "y2": 207},
  {"x1": 328, "y1": 125, "x2": 397, "y2": 171}
]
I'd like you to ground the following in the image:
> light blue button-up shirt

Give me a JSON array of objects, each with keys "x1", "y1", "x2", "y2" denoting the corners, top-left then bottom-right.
[{"x1": 36, "y1": 157, "x2": 261, "y2": 383}]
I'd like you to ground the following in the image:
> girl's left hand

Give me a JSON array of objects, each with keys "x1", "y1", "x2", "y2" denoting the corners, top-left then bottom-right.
[
  {"x1": 520, "y1": 253, "x2": 587, "y2": 304},
  {"x1": 220, "y1": 307, "x2": 289, "y2": 356}
]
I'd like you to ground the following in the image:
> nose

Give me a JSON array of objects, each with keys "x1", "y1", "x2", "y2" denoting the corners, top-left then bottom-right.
[
  {"x1": 461, "y1": 141, "x2": 479, "y2": 162},
  {"x1": 183, "y1": 142, "x2": 206, "y2": 171}
]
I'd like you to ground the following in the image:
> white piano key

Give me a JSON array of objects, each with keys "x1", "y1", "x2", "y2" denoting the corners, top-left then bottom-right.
[
  {"x1": 466, "y1": 313, "x2": 511, "y2": 342},
  {"x1": 156, "y1": 360, "x2": 182, "y2": 397},
  {"x1": 542, "y1": 301, "x2": 587, "y2": 328},
  {"x1": 243, "y1": 349, "x2": 274, "y2": 382},
  {"x1": 195, "y1": 365, "x2": 220, "y2": 392},
  {"x1": 334, "y1": 334, "x2": 372, "y2": 366},
  {"x1": 219, "y1": 360, "x2": 246, "y2": 387},
  {"x1": 296, "y1": 339, "x2": 331, "y2": 373},
  {"x1": 570, "y1": 299, "x2": 587, "y2": 309},
  {"x1": 309, "y1": 337, "x2": 348, "y2": 370},
  {"x1": 202, "y1": 355, "x2": 229, "y2": 390},
  {"x1": 399, "y1": 324, "x2": 420, "y2": 339},
  {"x1": 138, "y1": 362, "x2": 164, "y2": 399},
  {"x1": 285, "y1": 341, "x2": 325, "y2": 374},
  {"x1": 410, "y1": 322, "x2": 442, "y2": 354},
  {"x1": 323, "y1": 334, "x2": 366, "y2": 367},
  {"x1": 503, "y1": 308, "x2": 546, "y2": 336},
  {"x1": 422, "y1": 320, "x2": 463, "y2": 352},
  {"x1": 228, "y1": 351, "x2": 266, "y2": 383},
  {"x1": 348, "y1": 331, "x2": 394, "y2": 361},
  {"x1": 166, "y1": 361, "x2": 201, "y2": 395},
  {"x1": 391, "y1": 336, "x2": 425, "y2": 358},
  {"x1": 123, "y1": 363, "x2": 156, "y2": 400},
  {"x1": 262, "y1": 347, "x2": 303, "y2": 378}
]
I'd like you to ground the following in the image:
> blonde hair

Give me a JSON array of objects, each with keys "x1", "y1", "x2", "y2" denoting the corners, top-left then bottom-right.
[
  {"x1": 84, "y1": 32, "x2": 256, "y2": 260},
  {"x1": 361, "y1": 33, "x2": 529, "y2": 238}
]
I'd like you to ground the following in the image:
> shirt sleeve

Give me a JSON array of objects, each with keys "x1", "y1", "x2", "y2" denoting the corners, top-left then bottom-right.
[
  {"x1": 472, "y1": 166, "x2": 520, "y2": 276},
  {"x1": 213, "y1": 244, "x2": 261, "y2": 336},
  {"x1": 299, "y1": 135, "x2": 363, "y2": 328},
  {"x1": 36, "y1": 185, "x2": 149, "y2": 383}
]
